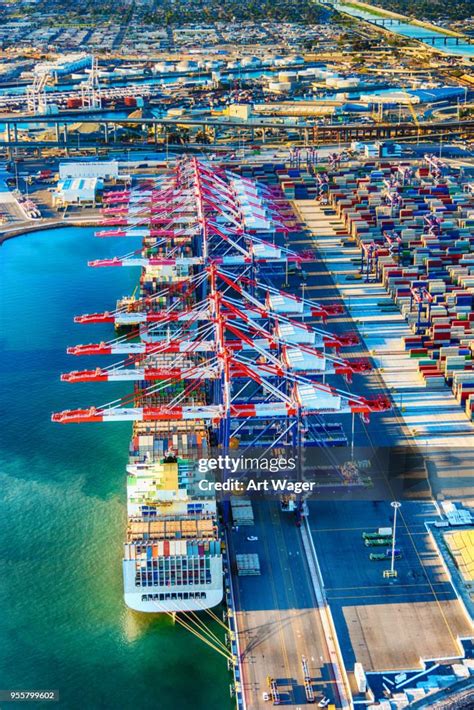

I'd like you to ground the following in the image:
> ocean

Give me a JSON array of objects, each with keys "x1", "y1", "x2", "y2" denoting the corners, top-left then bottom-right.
[{"x1": 0, "y1": 226, "x2": 231, "y2": 710}]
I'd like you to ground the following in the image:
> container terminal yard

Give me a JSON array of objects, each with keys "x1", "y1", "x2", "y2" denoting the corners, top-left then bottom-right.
[
  {"x1": 43, "y1": 151, "x2": 474, "y2": 709},
  {"x1": 1, "y1": 1, "x2": 474, "y2": 709}
]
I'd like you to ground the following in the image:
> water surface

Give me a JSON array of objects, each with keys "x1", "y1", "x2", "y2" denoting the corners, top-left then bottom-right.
[{"x1": 0, "y1": 226, "x2": 231, "y2": 710}]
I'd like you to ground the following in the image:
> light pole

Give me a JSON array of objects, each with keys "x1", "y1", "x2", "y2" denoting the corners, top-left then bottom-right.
[
  {"x1": 351, "y1": 411, "x2": 355, "y2": 458},
  {"x1": 389, "y1": 501, "x2": 401, "y2": 576}
]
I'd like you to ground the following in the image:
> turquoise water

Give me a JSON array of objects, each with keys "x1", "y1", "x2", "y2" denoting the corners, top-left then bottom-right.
[{"x1": 0, "y1": 227, "x2": 231, "y2": 710}]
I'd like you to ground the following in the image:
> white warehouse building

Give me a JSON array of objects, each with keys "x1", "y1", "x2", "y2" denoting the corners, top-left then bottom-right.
[
  {"x1": 59, "y1": 160, "x2": 119, "y2": 180},
  {"x1": 35, "y1": 53, "x2": 91, "y2": 78}
]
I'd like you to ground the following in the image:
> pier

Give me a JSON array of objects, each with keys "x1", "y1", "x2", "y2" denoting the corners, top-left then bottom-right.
[{"x1": 52, "y1": 156, "x2": 394, "y2": 707}]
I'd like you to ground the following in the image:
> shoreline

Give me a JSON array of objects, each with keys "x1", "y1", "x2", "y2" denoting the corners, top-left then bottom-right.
[{"x1": 0, "y1": 217, "x2": 102, "y2": 244}]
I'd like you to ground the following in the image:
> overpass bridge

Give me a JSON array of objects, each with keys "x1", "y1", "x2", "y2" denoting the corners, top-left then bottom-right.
[
  {"x1": 356, "y1": 15, "x2": 473, "y2": 49},
  {"x1": 371, "y1": 22, "x2": 471, "y2": 48},
  {"x1": 1, "y1": 115, "x2": 473, "y2": 155},
  {"x1": 410, "y1": 36, "x2": 467, "y2": 47}
]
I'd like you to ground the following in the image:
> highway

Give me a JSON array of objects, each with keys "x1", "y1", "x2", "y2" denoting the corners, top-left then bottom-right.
[{"x1": 1, "y1": 115, "x2": 473, "y2": 155}]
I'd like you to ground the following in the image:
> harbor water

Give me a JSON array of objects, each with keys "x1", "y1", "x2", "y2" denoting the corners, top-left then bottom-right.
[{"x1": 0, "y1": 226, "x2": 231, "y2": 710}]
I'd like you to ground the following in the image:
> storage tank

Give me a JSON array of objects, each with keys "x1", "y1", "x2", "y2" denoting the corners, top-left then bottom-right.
[{"x1": 278, "y1": 72, "x2": 298, "y2": 82}]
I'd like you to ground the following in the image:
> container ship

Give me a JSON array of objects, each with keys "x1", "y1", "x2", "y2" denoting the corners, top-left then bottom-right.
[
  {"x1": 53, "y1": 157, "x2": 390, "y2": 613},
  {"x1": 123, "y1": 434, "x2": 223, "y2": 612}
]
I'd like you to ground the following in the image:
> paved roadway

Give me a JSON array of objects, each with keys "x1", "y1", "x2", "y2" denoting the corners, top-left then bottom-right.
[
  {"x1": 307, "y1": 499, "x2": 471, "y2": 672},
  {"x1": 287, "y1": 200, "x2": 426, "y2": 502},
  {"x1": 226, "y1": 191, "x2": 387, "y2": 710},
  {"x1": 227, "y1": 188, "x2": 416, "y2": 709},
  {"x1": 228, "y1": 500, "x2": 339, "y2": 709}
]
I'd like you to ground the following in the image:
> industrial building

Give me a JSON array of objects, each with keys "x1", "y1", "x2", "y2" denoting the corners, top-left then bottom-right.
[
  {"x1": 53, "y1": 177, "x2": 103, "y2": 207},
  {"x1": 58, "y1": 160, "x2": 119, "y2": 180},
  {"x1": 34, "y1": 52, "x2": 91, "y2": 79}
]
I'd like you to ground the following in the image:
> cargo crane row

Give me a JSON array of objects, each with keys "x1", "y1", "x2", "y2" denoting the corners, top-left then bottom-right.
[{"x1": 52, "y1": 157, "x2": 391, "y2": 624}]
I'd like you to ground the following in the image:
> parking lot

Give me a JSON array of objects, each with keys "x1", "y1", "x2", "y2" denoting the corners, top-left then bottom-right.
[{"x1": 309, "y1": 500, "x2": 472, "y2": 671}]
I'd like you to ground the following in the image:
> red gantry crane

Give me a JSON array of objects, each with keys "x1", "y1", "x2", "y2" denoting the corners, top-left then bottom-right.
[{"x1": 53, "y1": 157, "x2": 390, "y2": 451}]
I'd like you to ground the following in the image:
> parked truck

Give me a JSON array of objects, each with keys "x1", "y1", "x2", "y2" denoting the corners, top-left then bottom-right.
[
  {"x1": 364, "y1": 537, "x2": 393, "y2": 547},
  {"x1": 370, "y1": 549, "x2": 402, "y2": 561},
  {"x1": 362, "y1": 527, "x2": 392, "y2": 540}
]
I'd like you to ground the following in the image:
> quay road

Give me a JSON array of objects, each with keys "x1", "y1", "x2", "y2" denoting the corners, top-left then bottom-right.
[
  {"x1": 1, "y1": 116, "x2": 474, "y2": 155},
  {"x1": 228, "y1": 500, "x2": 350, "y2": 709}
]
